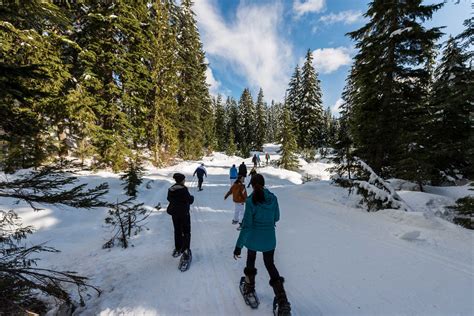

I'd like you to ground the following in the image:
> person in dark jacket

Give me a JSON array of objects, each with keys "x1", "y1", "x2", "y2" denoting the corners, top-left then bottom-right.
[
  {"x1": 238, "y1": 162, "x2": 247, "y2": 184},
  {"x1": 252, "y1": 154, "x2": 258, "y2": 168},
  {"x1": 193, "y1": 163, "x2": 207, "y2": 191},
  {"x1": 233, "y1": 174, "x2": 291, "y2": 315},
  {"x1": 247, "y1": 167, "x2": 257, "y2": 188},
  {"x1": 167, "y1": 173, "x2": 194, "y2": 260}
]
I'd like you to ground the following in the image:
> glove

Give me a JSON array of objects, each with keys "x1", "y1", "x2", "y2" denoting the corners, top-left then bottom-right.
[{"x1": 233, "y1": 246, "x2": 241, "y2": 257}]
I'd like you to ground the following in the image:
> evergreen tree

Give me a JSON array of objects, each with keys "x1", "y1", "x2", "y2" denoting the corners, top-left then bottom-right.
[
  {"x1": 347, "y1": 0, "x2": 443, "y2": 182},
  {"x1": 286, "y1": 65, "x2": 302, "y2": 138},
  {"x1": 456, "y1": 16, "x2": 473, "y2": 57},
  {"x1": 238, "y1": 88, "x2": 256, "y2": 156},
  {"x1": 120, "y1": 157, "x2": 145, "y2": 197},
  {"x1": 298, "y1": 50, "x2": 324, "y2": 149},
  {"x1": 147, "y1": 0, "x2": 179, "y2": 165},
  {"x1": 429, "y1": 37, "x2": 473, "y2": 182},
  {"x1": 254, "y1": 88, "x2": 267, "y2": 151},
  {"x1": 175, "y1": 0, "x2": 212, "y2": 159},
  {"x1": 277, "y1": 106, "x2": 299, "y2": 170},
  {"x1": 225, "y1": 97, "x2": 240, "y2": 149},
  {"x1": 0, "y1": 2, "x2": 71, "y2": 171},
  {"x1": 266, "y1": 101, "x2": 284, "y2": 143},
  {"x1": 214, "y1": 94, "x2": 227, "y2": 151},
  {"x1": 226, "y1": 129, "x2": 237, "y2": 156},
  {"x1": 74, "y1": 2, "x2": 147, "y2": 171}
]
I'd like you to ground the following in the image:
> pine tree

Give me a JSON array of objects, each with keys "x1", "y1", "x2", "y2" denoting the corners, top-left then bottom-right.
[
  {"x1": 226, "y1": 129, "x2": 237, "y2": 156},
  {"x1": 120, "y1": 157, "x2": 145, "y2": 197},
  {"x1": 265, "y1": 101, "x2": 283, "y2": 143},
  {"x1": 74, "y1": 2, "x2": 146, "y2": 171},
  {"x1": 277, "y1": 106, "x2": 299, "y2": 170},
  {"x1": 238, "y1": 88, "x2": 256, "y2": 157},
  {"x1": 175, "y1": 0, "x2": 212, "y2": 159},
  {"x1": 254, "y1": 88, "x2": 267, "y2": 151},
  {"x1": 299, "y1": 50, "x2": 324, "y2": 150},
  {"x1": 429, "y1": 37, "x2": 473, "y2": 182},
  {"x1": 0, "y1": 2, "x2": 71, "y2": 171},
  {"x1": 286, "y1": 65, "x2": 302, "y2": 138},
  {"x1": 347, "y1": 0, "x2": 443, "y2": 183},
  {"x1": 225, "y1": 97, "x2": 240, "y2": 150},
  {"x1": 147, "y1": 0, "x2": 179, "y2": 166},
  {"x1": 214, "y1": 94, "x2": 227, "y2": 151}
]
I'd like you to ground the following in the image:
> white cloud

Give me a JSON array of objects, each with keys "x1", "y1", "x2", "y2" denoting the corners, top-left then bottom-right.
[
  {"x1": 204, "y1": 58, "x2": 221, "y2": 96},
  {"x1": 319, "y1": 10, "x2": 363, "y2": 25},
  {"x1": 194, "y1": 0, "x2": 293, "y2": 101},
  {"x1": 312, "y1": 47, "x2": 352, "y2": 74},
  {"x1": 293, "y1": 0, "x2": 325, "y2": 17},
  {"x1": 331, "y1": 98, "x2": 344, "y2": 116}
]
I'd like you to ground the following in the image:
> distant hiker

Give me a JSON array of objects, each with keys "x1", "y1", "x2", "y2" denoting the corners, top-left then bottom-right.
[
  {"x1": 265, "y1": 152, "x2": 270, "y2": 165},
  {"x1": 193, "y1": 163, "x2": 207, "y2": 191},
  {"x1": 224, "y1": 175, "x2": 247, "y2": 229},
  {"x1": 247, "y1": 167, "x2": 257, "y2": 188},
  {"x1": 256, "y1": 153, "x2": 261, "y2": 167},
  {"x1": 252, "y1": 154, "x2": 258, "y2": 168},
  {"x1": 167, "y1": 173, "x2": 194, "y2": 260},
  {"x1": 229, "y1": 164, "x2": 238, "y2": 185},
  {"x1": 238, "y1": 162, "x2": 248, "y2": 183},
  {"x1": 233, "y1": 174, "x2": 291, "y2": 315},
  {"x1": 252, "y1": 154, "x2": 257, "y2": 168}
]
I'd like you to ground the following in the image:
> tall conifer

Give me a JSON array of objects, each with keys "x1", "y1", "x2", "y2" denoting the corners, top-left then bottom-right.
[
  {"x1": 347, "y1": 0, "x2": 443, "y2": 181},
  {"x1": 299, "y1": 50, "x2": 324, "y2": 149},
  {"x1": 254, "y1": 88, "x2": 267, "y2": 151}
]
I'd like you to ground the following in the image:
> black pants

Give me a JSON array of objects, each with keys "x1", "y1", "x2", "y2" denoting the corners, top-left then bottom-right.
[
  {"x1": 172, "y1": 214, "x2": 191, "y2": 251},
  {"x1": 246, "y1": 249, "x2": 280, "y2": 280},
  {"x1": 197, "y1": 177, "x2": 203, "y2": 190}
]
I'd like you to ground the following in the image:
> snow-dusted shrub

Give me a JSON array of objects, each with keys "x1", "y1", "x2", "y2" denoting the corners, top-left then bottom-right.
[
  {"x1": 120, "y1": 158, "x2": 144, "y2": 197},
  {"x1": 332, "y1": 157, "x2": 411, "y2": 212},
  {"x1": 448, "y1": 196, "x2": 473, "y2": 230},
  {"x1": 103, "y1": 199, "x2": 152, "y2": 249},
  {"x1": 0, "y1": 210, "x2": 99, "y2": 314}
]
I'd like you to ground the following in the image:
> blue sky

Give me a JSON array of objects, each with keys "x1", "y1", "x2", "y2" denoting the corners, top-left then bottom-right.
[{"x1": 194, "y1": 0, "x2": 472, "y2": 114}]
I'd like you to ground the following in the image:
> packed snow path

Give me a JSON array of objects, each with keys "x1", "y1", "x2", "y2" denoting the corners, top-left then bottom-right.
[{"x1": 7, "y1": 152, "x2": 474, "y2": 315}]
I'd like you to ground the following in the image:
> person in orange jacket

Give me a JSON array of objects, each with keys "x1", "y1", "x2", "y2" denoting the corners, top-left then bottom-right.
[{"x1": 224, "y1": 175, "x2": 247, "y2": 229}]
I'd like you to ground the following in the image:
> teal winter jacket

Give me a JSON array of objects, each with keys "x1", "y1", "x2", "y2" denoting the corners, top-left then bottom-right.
[{"x1": 236, "y1": 189, "x2": 280, "y2": 252}]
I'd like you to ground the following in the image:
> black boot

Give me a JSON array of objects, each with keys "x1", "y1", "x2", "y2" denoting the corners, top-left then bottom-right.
[
  {"x1": 243, "y1": 267, "x2": 257, "y2": 294},
  {"x1": 270, "y1": 277, "x2": 291, "y2": 316}
]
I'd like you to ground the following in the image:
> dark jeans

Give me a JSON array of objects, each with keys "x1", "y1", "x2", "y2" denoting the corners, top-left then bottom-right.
[
  {"x1": 172, "y1": 214, "x2": 191, "y2": 251},
  {"x1": 246, "y1": 249, "x2": 280, "y2": 280},
  {"x1": 197, "y1": 177, "x2": 203, "y2": 190}
]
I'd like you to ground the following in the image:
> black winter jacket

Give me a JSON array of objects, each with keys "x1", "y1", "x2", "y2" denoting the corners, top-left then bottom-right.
[
  {"x1": 167, "y1": 184, "x2": 194, "y2": 217},
  {"x1": 238, "y1": 163, "x2": 247, "y2": 177}
]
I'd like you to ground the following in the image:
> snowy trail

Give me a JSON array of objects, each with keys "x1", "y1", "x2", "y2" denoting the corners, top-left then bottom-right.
[{"x1": 5, "y1": 154, "x2": 473, "y2": 315}]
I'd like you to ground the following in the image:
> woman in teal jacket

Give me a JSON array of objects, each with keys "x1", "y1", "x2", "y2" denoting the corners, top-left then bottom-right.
[{"x1": 234, "y1": 174, "x2": 291, "y2": 315}]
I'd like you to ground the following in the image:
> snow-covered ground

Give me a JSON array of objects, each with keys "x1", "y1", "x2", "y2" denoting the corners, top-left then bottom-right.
[{"x1": 2, "y1": 145, "x2": 473, "y2": 316}]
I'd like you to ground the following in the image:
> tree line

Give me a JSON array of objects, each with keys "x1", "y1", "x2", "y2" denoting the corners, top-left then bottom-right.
[
  {"x1": 1, "y1": 0, "x2": 213, "y2": 172},
  {"x1": 1, "y1": 0, "x2": 472, "y2": 188},
  {"x1": 334, "y1": 0, "x2": 473, "y2": 189}
]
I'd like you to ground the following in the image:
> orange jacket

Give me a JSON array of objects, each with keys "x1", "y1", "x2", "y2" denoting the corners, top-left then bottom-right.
[{"x1": 225, "y1": 182, "x2": 247, "y2": 203}]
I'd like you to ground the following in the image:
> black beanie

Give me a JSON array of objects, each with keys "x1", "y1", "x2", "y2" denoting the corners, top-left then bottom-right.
[{"x1": 173, "y1": 173, "x2": 185, "y2": 183}]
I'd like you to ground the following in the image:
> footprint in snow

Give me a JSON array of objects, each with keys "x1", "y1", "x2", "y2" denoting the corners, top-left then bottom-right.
[{"x1": 399, "y1": 230, "x2": 421, "y2": 241}]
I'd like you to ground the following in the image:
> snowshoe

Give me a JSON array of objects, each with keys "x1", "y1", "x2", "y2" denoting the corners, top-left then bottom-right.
[
  {"x1": 172, "y1": 249, "x2": 182, "y2": 258},
  {"x1": 239, "y1": 276, "x2": 259, "y2": 309},
  {"x1": 178, "y1": 249, "x2": 192, "y2": 272},
  {"x1": 273, "y1": 297, "x2": 292, "y2": 316}
]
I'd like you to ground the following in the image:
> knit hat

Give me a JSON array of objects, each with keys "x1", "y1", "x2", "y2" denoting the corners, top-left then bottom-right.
[{"x1": 173, "y1": 173, "x2": 185, "y2": 183}]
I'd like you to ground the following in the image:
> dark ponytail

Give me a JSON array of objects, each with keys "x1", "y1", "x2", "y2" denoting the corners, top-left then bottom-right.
[{"x1": 250, "y1": 174, "x2": 265, "y2": 204}]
